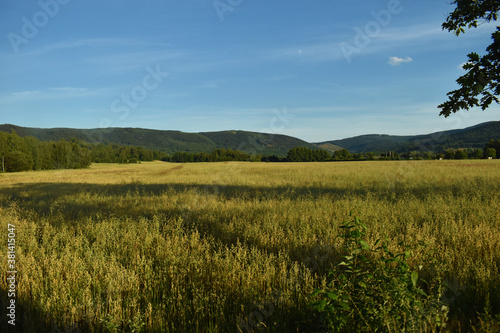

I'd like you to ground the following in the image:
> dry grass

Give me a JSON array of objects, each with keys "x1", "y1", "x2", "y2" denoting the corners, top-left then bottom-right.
[{"x1": 1, "y1": 160, "x2": 499, "y2": 332}]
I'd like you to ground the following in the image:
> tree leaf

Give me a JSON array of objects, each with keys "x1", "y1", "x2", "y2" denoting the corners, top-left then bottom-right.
[
  {"x1": 339, "y1": 301, "x2": 350, "y2": 310},
  {"x1": 359, "y1": 240, "x2": 370, "y2": 251},
  {"x1": 411, "y1": 271, "x2": 418, "y2": 288},
  {"x1": 326, "y1": 292, "x2": 338, "y2": 300}
]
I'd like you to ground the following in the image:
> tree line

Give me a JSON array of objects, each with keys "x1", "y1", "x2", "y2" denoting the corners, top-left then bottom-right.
[
  {"x1": 1, "y1": 130, "x2": 498, "y2": 172},
  {"x1": 168, "y1": 142, "x2": 498, "y2": 163},
  {"x1": 283, "y1": 142, "x2": 498, "y2": 162},
  {"x1": 169, "y1": 148, "x2": 261, "y2": 163},
  {"x1": 0, "y1": 131, "x2": 92, "y2": 172},
  {"x1": 91, "y1": 143, "x2": 167, "y2": 163},
  {"x1": 0, "y1": 131, "x2": 167, "y2": 172}
]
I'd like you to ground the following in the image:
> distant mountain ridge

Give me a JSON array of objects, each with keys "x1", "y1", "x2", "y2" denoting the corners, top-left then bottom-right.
[
  {"x1": 0, "y1": 125, "x2": 318, "y2": 156},
  {"x1": 315, "y1": 121, "x2": 500, "y2": 153},
  {"x1": 0, "y1": 121, "x2": 498, "y2": 155}
]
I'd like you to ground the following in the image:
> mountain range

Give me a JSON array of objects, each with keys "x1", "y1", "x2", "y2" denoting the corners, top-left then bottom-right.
[
  {"x1": 315, "y1": 121, "x2": 500, "y2": 153},
  {"x1": 1, "y1": 121, "x2": 499, "y2": 156}
]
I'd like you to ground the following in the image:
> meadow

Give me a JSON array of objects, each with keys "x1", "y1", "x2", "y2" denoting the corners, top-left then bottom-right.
[{"x1": 1, "y1": 160, "x2": 499, "y2": 332}]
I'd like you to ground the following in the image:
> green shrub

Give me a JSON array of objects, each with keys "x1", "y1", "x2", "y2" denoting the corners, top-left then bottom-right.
[{"x1": 310, "y1": 214, "x2": 448, "y2": 332}]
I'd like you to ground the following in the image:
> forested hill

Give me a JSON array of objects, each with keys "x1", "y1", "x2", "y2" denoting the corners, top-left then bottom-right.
[
  {"x1": 315, "y1": 121, "x2": 500, "y2": 153},
  {"x1": 1, "y1": 121, "x2": 498, "y2": 155},
  {"x1": 0, "y1": 125, "x2": 318, "y2": 156}
]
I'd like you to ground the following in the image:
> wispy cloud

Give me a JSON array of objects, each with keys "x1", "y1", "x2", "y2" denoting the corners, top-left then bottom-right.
[
  {"x1": 378, "y1": 24, "x2": 446, "y2": 43},
  {"x1": 263, "y1": 23, "x2": 447, "y2": 64},
  {"x1": 0, "y1": 87, "x2": 105, "y2": 105},
  {"x1": 9, "y1": 90, "x2": 41, "y2": 98},
  {"x1": 388, "y1": 56, "x2": 413, "y2": 66},
  {"x1": 84, "y1": 50, "x2": 185, "y2": 73},
  {"x1": 27, "y1": 38, "x2": 171, "y2": 56},
  {"x1": 265, "y1": 41, "x2": 346, "y2": 62},
  {"x1": 49, "y1": 87, "x2": 87, "y2": 92}
]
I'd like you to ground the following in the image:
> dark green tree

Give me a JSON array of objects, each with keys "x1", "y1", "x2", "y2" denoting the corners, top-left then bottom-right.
[
  {"x1": 312, "y1": 149, "x2": 331, "y2": 162},
  {"x1": 484, "y1": 139, "x2": 500, "y2": 158},
  {"x1": 4, "y1": 151, "x2": 34, "y2": 172},
  {"x1": 439, "y1": 1, "x2": 500, "y2": 116},
  {"x1": 472, "y1": 148, "x2": 484, "y2": 159},
  {"x1": 485, "y1": 147, "x2": 496, "y2": 158},
  {"x1": 333, "y1": 148, "x2": 352, "y2": 161},
  {"x1": 54, "y1": 140, "x2": 76, "y2": 168},
  {"x1": 445, "y1": 149, "x2": 456, "y2": 159},
  {"x1": 287, "y1": 147, "x2": 310, "y2": 162},
  {"x1": 194, "y1": 152, "x2": 211, "y2": 162},
  {"x1": 171, "y1": 152, "x2": 194, "y2": 163},
  {"x1": 454, "y1": 149, "x2": 469, "y2": 159},
  {"x1": 352, "y1": 153, "x2": 364, "y2": 160}
]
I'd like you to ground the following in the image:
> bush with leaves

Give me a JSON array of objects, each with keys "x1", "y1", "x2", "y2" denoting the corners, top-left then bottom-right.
[{"x1": 310, "y1": 214, "x2": 448, "y2": 332}]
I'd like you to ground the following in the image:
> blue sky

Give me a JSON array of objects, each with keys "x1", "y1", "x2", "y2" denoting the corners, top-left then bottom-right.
[{"x1": 0, "y1": 0, "x2": 498, "y2": 142}]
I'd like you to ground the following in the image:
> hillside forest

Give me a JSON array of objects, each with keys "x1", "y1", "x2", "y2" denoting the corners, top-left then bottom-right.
[{"x1": 0, "y1": 130, "x2": 499, "y2": 173}]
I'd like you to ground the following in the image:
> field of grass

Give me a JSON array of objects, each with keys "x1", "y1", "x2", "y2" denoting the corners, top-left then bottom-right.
[{"x1": 1, "y1": 160, "x2": 500, "y2": 332}]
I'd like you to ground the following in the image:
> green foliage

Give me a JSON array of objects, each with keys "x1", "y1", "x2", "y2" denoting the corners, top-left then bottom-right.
[
  {"x1": 378, "y1": 151, "x2": 400, "y2": 160},
  {"x1": 439, "y1": 1, "x2": 500, "y2": 116},
  {"x1": 0, "y1": 131, "x2": 92, "y2": 172},
  {"x1": 454, "y1": 149, "x2": 468, "y2": 160},
  {"x1": 171, "y1": 151, "x2": 195, "y2": 163},
  {"x1": 90, "y1": 143, "x2": 165, "y2": 163},
  {"x1": 170, "y1": 148, "x2": 252, "y2": 163},
  {"x1": 286, "y1": 147, "x2": 331, "y2": 162},
  {"x1": 310, "y1": 214, "x2": 448, "y2": 332},
  {"x1": 4, "y1": 151, "x2": 34, "y2": 172},
  {"x1": 261, "y1": 154, "x2": 287, "y2": 162},
  {"x1": 332, "y1": 148, "x2": 352, "y2": 161},
  {"x1": 473, "y1": 148, "x2": 484, "y2": 159},
  {"x1": 442, "y1": 0, "x2": 500, "y2": 35},
  {"x1": 484, "y1": 139, "x2": 500, "y2": 158},
  {"x1": 485, "y1": 147, "x2": 496, "y2": 159}
]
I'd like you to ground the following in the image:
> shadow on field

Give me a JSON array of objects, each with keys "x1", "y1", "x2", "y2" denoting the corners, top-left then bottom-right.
[
  {"x1": 0, "y1": 177, "x2": 473, "y2": 207},
  {"x1": 0, "y1": 286, "x2": 97, "y2": 333},
  {"x1": 0, "y1": 180, "x2": 476, "y2": 252},
  {"x1": 0, "y1": 180, "x2": 472, "y2": 270},
  {"x1": 0, "y1": 181, "x2": 492, "y2": 331},
  {"x1": 0, "y1": 182, "x2": 346, "y2": 332},
  {"x1": 0, "y1": 181, "x2": 347, "y2": 258}
]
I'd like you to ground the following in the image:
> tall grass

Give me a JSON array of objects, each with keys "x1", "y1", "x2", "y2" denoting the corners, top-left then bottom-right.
[{"x1": 1, "y1": 160, "x2": 499, "y2": 332}]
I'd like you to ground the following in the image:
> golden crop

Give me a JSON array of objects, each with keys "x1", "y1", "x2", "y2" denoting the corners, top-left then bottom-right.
[{"x1": 1, "y1": 160, "x2": 499, "y2": 332}]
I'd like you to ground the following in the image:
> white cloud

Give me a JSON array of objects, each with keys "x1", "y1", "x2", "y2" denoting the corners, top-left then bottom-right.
[{"x1": 388, "y1": 56, "x2": 413, "y2": 66}]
